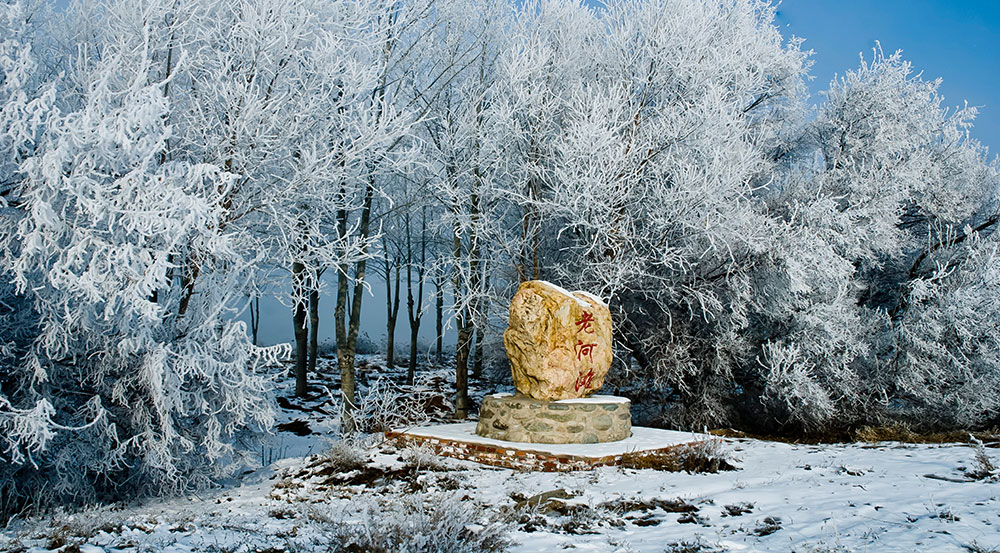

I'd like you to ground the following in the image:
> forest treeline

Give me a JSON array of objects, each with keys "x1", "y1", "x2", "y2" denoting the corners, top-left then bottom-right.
[{"x1": 1, "y1": 0, "x2": 998, "y2": 516}]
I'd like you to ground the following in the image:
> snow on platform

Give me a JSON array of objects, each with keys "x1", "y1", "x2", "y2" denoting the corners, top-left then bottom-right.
[
  {"x1": 386, "y1": 422, "x2": 705, "y2": 471},
  {"x1": 485, "y1": 392, "x2": 631, "y2": 404}
]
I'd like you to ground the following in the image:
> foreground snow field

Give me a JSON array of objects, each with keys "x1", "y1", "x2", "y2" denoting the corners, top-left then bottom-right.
[
  {"x1": 3, "y1": 431, "x2": 998, "y2": 552},
  {"x1": 2, "y1": 357, "x2": 997, "y2": 553}
]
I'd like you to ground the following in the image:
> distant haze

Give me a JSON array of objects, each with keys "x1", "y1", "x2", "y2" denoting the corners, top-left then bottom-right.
[{"x1": 240, "y1": 273, "x2": 458, "y2": 356}]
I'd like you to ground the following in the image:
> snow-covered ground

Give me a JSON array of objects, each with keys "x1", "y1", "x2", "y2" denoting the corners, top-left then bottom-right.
[{"x1": 2, "y1": 356, "x2": 998, "y2": 553}]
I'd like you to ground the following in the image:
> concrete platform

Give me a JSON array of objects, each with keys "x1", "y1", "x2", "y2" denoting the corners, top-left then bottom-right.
[{"x1": 385, "y1": 422, "x2": 706, "y2": 471}]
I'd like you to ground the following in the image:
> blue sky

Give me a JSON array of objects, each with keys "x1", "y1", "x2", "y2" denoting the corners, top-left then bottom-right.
[{"x1": 776, "y1": 0, "x2": 1000, "y2": 155}]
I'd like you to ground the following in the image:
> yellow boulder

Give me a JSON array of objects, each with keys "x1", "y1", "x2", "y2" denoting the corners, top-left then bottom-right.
[{"x1": 502, "y1": 280, "x2": 613, "y2": 400}]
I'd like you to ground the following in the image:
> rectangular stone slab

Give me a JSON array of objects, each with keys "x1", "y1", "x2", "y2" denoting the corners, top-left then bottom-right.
[{"x1": 385, "y1": 422, "x2": 708, "y2": 471}]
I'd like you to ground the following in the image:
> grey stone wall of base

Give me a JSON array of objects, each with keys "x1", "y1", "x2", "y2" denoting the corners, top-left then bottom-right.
[{"x1": 475, "y1": 394, "x2": 631, "y2": 444}]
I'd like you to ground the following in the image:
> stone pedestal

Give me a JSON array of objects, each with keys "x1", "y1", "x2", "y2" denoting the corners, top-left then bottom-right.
[{"x1": 476, "y1": 393, "x2": 631, "y2": 444}]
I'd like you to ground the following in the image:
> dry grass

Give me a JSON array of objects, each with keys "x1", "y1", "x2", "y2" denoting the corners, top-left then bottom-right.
[
  {"x1": 319, "y1": 440, "x2": 369, "y2": 473},
  {"x1": 601, "y1": 497, "x2": 699, "y2": 514},
  {"x1": 306, "y1": 492, "x2": 510, "y2": 553},
  {"x1": 620, "y1": 439, "x2": 737, "y2": 473},
  {"x1": 710, "y1": 424, "x2": 1000, "y2": 445},
  {"x1": 722, "y1": 502, "x2": 754, "y2": 517},
  {"x1": 967, "y1": 435, "x2": 999, "y2": 481},
  {"x1": 0, "y1": 506, "x2": 129, "y2": 553},
  {"x1": 663, "y1": 539, "x2": 727, "y2": 553},
  {"x1": 506, "y1": 489, "x2": 626, "y2": 535},
  {"x1": 753, "y1": 515, "x2": 783, "y2": 536},
  {"x1": 853, "y1": 424, "x2": 982, "y2": 444},
  {"x1": 964, "y1": 542, "x2": 1000, "y2": 553},
  {"x1": 709, "y1": 427, "x2": 839, "y2": 444}
]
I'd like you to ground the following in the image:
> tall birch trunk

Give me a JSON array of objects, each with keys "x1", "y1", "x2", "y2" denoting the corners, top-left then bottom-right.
[{"x1": 335, "y1": 178, "x2": 376, "y2": 434}]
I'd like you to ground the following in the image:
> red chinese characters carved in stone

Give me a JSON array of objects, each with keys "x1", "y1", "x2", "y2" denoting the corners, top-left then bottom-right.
[
  {"x1": 574, "y1": 368, "x2": 595, "y2": 392},
  {"x1": 575, "y1": 311, "x2": 595, "y2": 334},
  {"x1": 575, "y1": 340, "x2": 596, "y2": 362}
]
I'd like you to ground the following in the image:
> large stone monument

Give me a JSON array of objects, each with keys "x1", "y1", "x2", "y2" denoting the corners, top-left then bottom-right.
[{"x1": 476, "y1": 280, "x2": 631, "y2": 444}]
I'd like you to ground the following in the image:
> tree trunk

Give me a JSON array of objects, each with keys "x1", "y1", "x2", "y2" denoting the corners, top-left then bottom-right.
[
  {"x1": 249, "y1": 295, "x2": 260, "y2": 346},
  {"x1": 454, "y1": 315, "x2": 473, "y2": 419},
  {"x1": 334, "y1": 261, "x2": 353, "y2": 429},
  {"x1": 518, "y1": 172, "x2": 542, "y2": 282},
  {"x1": 471, "y1": 273, "x2": 489, "y2": 380},
  {"x1": 335, "y1": 197, "x2": 354, "y2": 432},
  {"x1": 434, "y1": 270, "x2": 444, "y2": 364},
  {"x1": 384, "y1": 254, "x2": 400, "y2": 367},
  {"x1": 472, "y1": 326, "x2": 484, "y2": 380},
  {"x1": 386, "y1": 324, "x2": 396, "y2": 366},
  {"x1": 292, "y1": 261, "x2": 309, "y2": 398},
  {"x1": 308, "y1": 276, "x2": 319, "y2": 377},
  {"x1": 408, "y1": 319, "x2": 420, "y2": 385},
  {"x1": 452, "y1": 220, "x2": 477, "y2": 418},
  {"x1": 406, "y1": 252, "x2": 416, "y2": 384},
  {"x1": 335, "y1": 178, "x2": 376, "y2": 435},
  {"x1": 448, "y1": 157, "x2": 483, "y2": 418},
  {"x1": 405, "y1": 207, "x2": 427, "y2": 385}
]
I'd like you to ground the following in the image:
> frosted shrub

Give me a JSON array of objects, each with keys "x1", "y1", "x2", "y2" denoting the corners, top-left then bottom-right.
[
  {"x1": 400, "y1": 442, "x2": 450, "y2": 472},
  {"x1": 886, "y1": 233, "x2": 1000, "y2": 428},
  {"x1": 620, "y1": 437, "x2": 738, "y2": 473},
  {"x1": 965, "y1": 435, "x2": 999, "y2": 481},
  {"x1": 314, "y1": 492, "x2": 510, "y2": 553},
  {"x1": 351, "y1": 376, "x2": 437, "y2": 434},
  {"x1": 321, "y1": 440, "x2": 369, "y2": 473}
]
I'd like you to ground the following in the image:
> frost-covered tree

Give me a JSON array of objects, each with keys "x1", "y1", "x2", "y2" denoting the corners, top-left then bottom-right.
[
  {"x1": 512, "y1": 0, "x2": 810, "y2": 426},
  {"x1": 0, "y1": 0, "x2": 414, "y2": 514},
  {"x1": 149, "y1": 0, "x2": 401, "y2": 401},
  {"x1": 1, "y1": 25, "x2": 287, "y2": 513},
  {"x1": 488, "y1": 0, "x2": 606, "y2": 283},
  {"x1": 477, "y1": 3, "x2": 998, "y2": 434},
  {"x1": 321, "y1": 0, "x2": 510, "y2": 431},
  {"x1": 0, "y1": 0, "x2": 65, "y2": 516},
  {"x1": 414, "y1": 0, "x2": 512, "y2": 416},
  {"x1": 0, "y1": 0, "x2": 55, "y2": 202},
  {"x1": 756, "y1": 47, "x2": 1000, "y2": 430}
]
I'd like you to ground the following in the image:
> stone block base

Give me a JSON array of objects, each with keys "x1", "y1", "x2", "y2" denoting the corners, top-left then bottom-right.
[
  {"x1": 475, "y1": 393, "x2": 630, "y2": 444},
  {"x1": 386, "y1": 423, "x2": 699, "y2": 471}
]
